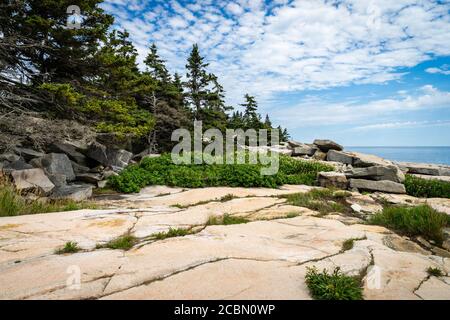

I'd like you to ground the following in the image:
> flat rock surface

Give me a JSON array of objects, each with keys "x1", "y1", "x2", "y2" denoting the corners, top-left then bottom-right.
[{"x1": 1, "y1": 186, "x2": 449, "y2": 300}]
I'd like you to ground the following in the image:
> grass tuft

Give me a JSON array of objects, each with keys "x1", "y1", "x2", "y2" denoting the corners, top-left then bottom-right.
[
  {"x1": 151, "y1": 228, "x2": 191, "y2": 240},
  {"x1": 369, "y1": 205, "x2": 449, "y2": 245},
  {"x1": 284, "y1": 188, "x2": 352, "y2": 215},
  {"x1": 55, "y1": 241, "x2": 80, "y2": 254},
  {"x1": 207, "y1": 214, "x2": 249, "y2": 226},
  {"x1": 427, "y1": 267, "x2": 444, "y2": 277},
  {"x1": 97, "y1": 235, "x2": 138, "y2": 250},
  {"x1": 305, "y1": 267, "x2": 363, "y2": 300}
]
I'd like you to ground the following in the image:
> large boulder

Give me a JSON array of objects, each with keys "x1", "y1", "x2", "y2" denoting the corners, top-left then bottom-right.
[
  {"x1": 86, "y1": 142, "x2": 132, "y2": 170},
  {"x1": 351, "y1": 152, "x2": 393, "y2": 168},
  {"x1": 313, "y1": 139, "x2": 343, "y2": 152},
  {"x1": 397, "y1": 162, "x2": 450, "y2": 176},
  {"x1": 345, "y1": 165, "x2": 405, "y2": 183},
  {"x1": 10, "y1": 168, "x2": 55, "y2": 195},
  {"x1": 290, "y1": 142, "x2": 317, "y2": 157},
  {"x1": 349, "y1": 179, "x2": 406, "y2": 194},
  {"x1": 76, "y1": 173, "x2": 102, "y2": 184},
  {"x1": 312, "y1": 150, "x2": 327, "y2": 161},
  {"x1": 48, "y1": 143, "x2": 87, "y2": 166},
  {"x1": 327, "y1": 150, "x2": 354, "y2": 165},
  {"x1": 14, "y1": 147, "x2": 44, "y2": 161},
  {"x1": 3, "y1": 160, "x2": 33, "y2": 171},
  {"x1": 33, "y1": 153, "x2": 75, "y2": 182},
  {"x1": 50, "y1": 185, "x2": 93, "y2": 202},
  {"x1": 0, "y1": 153, "x2": 21, "y2": 162},
  {"x1": 317, "y1": 172, "x2": 348, "y2": 189}
]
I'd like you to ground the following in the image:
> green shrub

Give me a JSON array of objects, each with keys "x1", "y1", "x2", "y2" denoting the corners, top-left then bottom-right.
[
  {"x1": 305, "y1": 267, "x2": 363, "y2": 300},
  {"x1": 109, "y1": 153, "x2": 334, "y2": 193},
  {"x1": 404, "y1": 174, "x2": 450, "y2": 199},
  {"x1": 55, "y1": 241, "x2": 80, "y2": 254},
  {"x1": 284, "y1": 188, "x2": 352, "y2": 215},
  {"x1": 369, "y1": 205, "x2": 449, "y2": 245},
  {"x1": 0, "y1": 184, "x2": 95, "y2": 217},
  {"x1": 97, "y1": 235, "x2": 138, "y2": 250}
]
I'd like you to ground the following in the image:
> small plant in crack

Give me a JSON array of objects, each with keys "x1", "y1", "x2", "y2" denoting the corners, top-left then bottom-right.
[
  {"x1": 97, "y1": 235, "x2": 138, "y2": 251},
  {"x1": 305, "y1": 267, "x2": 363, "y2": 300},
  {"x1": 427, "y1": 267, "x2": 444, "y2": 277},
  {"x1": 286, "y1": 212, "x2": 300, "y2": 218},
  {"x1": 151, "y1": 227, "x2": 191, "y2": 240},
  {"x1": 55, "y1": 241, "x2": 80, "y2": 254},
  {"x1": 284, "y1": 188, "x2": 353, "y2": 215},
  {"x1": 341, "y1": 237, "x2": 367, "y2": 252},
  {"x1": 207, "y1": 214, "x2": 249, "y2": 226}
]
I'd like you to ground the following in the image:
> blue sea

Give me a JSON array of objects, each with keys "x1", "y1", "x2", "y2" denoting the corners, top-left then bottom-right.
[{"x1": 346, "y1": 147, "x2": 450, "y2": 166}]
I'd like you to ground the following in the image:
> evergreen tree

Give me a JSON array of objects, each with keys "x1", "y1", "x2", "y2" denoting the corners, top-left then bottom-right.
[
  {"x1": 264, "y1": 114, "x2": 272, "y2": 128},
  {"x1": 240, "y1": 94, "x2": 261, "y2": 129},
  {"x1": 144, "y1": 44, "x2": 171, "y2": 83}
]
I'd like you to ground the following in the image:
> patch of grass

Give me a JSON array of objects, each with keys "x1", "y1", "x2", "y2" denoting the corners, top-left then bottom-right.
[
  {"x1": 286, "y1": 212, "x2": 300, "y2": 218},
  {"x1": 0, "y1": 183, "x2": 96, "y2": 217},
  {"x1": 427, "y1": 267, "x2": 444, "y2": 277},
  {"x1": 151, "y1": 228, "x2": 191, "y2": 240},
  {"x1": 55, "y1": 241, "x2": 80, "y2": 254},
  {"x1": 108, "y1": 153, "x2": 334, "y2": 193},
  {"x1": 93, "y1": 187, "x2": 118, "y2": 195},
  {"x1": 305, "y1": 267, "x2": 363, "y2": 300},
  {"x1": 97, "y1": 235, "x2": 138, "y2": 250},
  {"x1": 207, "y1": 214, "x2": 250, "y2": 225},
  {"x1": 404, "y1": 174, "x2": 450, "y2": 199},
  {"x1": 369, "y1": 205, "x2": 449, "y2": 245},
  {"x1": 341, "y1": 237, "x2": 366, "y2": 252},
  {"x1": 284, "y1": 188, "x2": 352, "y2": 215}
]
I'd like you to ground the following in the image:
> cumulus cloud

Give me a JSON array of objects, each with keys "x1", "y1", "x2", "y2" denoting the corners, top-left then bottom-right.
[
  {"x1": 102, "y1": 0, "x2": 450, "y2": 105},
  {"x1": 269, "y1": 85, "x2": 450, "y2": 128},
  {"x1": 425, "y1": 65, "x2": 450, "y2": 75}
]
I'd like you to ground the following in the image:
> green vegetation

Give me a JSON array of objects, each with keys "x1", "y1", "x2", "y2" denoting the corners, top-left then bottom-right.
[
  {"x1": 97, "y1": 235, "x2": 138, "y2": 251},
  {"x1": 305, "y1": 267, "x2": 363, "y2": 300},
  {"x1": 404, "y1": 175, "x2": 450, "y2": 199},
  {"x1": 109, "y1": 153, "x2": 334, "y2": 193},
  {"x1": 426, "y1": 267, "x2": 444, "y2": 277},
  {"x1": 284, "y1": 188, "x2": 352, "y2": 215},
  {"x1": 151, "y1": 228, "x2": 191, "y2": 240},
  {"x1": 55, "y1": 241, "x2": 80, "y2": 255},
  {"x1": 207, "y1": 214, "x2": 250, "y2": 226},
  {"x1": 369, "y1": 205, "x2": 449, "y2": 245},
  {"x1": 0, "y1": 183, "x2": 96, "y2": 217}
]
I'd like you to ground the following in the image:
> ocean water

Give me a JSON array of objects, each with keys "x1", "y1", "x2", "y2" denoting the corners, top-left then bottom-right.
[{"x1": 346, "y1": 147, "x2": 450, "y2": 166}]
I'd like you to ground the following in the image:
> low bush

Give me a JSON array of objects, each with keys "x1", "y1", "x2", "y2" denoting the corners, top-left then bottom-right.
[
  {"x1": 404, "y1": 174, "x2": 450, "y2": 199},
  {"x1": 207, "y1": 214, "x2": 249, "y2": 225},
  {"x1": 0, "y1": 183, "x2": 95, "y2": 217},
  {"x1": 305, "y1": 267, "x2": 363, "y2": 300},
  {"x1": 109, "y1": 153, "x2": 334, "y2": 193},
  {"x1": 151, "y1": 228, "x2": 191, "y2": 240},
  {"x1": 369, "y1": 205, "x2": 449, "y2": 245}
]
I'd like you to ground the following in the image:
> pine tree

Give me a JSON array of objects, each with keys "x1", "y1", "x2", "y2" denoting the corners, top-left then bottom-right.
[
  {"x1": 144, "y1": 44, "x2": 171, "y2": 83},
  {"x1": 264, "y1": 114, "x2": 272, "y2": 128},
  {"x1": 185, "y1": 44, "x2": 211, "y2": 117},
  {"x1": 240, "y1": 94, "x2": 261, "y2": 129}
]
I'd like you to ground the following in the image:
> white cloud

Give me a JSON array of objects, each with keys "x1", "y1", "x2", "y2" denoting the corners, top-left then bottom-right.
[
  {"x1": 269, "y1": 85, "x2": 450, "y2": 128},
  {"x1": 102, "y1": 0, "x2": 450, "y2": 105},
  {"x1": 425, "y1": 65, "x2": 450, "y2": 75},
  {"x1": 352, "y1": 120, "x2": 450, "y2": 131}
]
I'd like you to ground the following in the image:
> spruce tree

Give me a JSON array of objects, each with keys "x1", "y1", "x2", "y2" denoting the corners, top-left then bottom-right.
[
  {"x1": 185, "y1": 44, "x2": 210, "y2": 118},
  {"x1": 144, "y1": 44, "x2": 171, "y2": 83}
]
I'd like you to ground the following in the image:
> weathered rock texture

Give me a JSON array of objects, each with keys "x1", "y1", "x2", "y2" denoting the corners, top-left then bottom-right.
[{"x1": 0, "y1": 186, "x2": 449, "y2": 300}]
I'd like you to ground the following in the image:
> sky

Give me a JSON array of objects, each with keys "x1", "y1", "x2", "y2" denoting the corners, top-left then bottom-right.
[{"x1": 100, "y1": 0, "x2": 450, "y2": 146}]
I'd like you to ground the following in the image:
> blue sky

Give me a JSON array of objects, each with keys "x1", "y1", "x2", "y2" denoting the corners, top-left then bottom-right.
[{"x1": 101, "y1": 0, "x2": 450, "y2": 146}]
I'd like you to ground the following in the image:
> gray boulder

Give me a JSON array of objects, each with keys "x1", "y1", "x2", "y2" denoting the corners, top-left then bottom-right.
[
  {"x1": 396, "y1": 162, "x2": 450, "y2": 176},
  {"x1": 291, "y1": 143, "x2": 317, "y2": 157},
  {"x1": 48, "y1": 143, "x2": 87, "y2": 166},
  {"x1": 313, "y1": 139, "x2": 343, "y2": 152},
  {"x1": 318, "y1": 172, "x2": 348, "y2": 189},
  {"x1": 76, "y1": 173, "x2": 102, "y2": 184},
  {"x1": 47, "y1": 174, "x2": 67, "y2": 187},
  {"x1": 345, "y1": 165, "x2": 405, "y2": 183},
  {"x1": 349, "y1": 179, "x2": 406, "y2": 194},
  {"x1": 351, "y1": 152, "x2": 393, "y2": 168},
  {"x1": 312, "y1": 150, "x2": 327, "y2": 161},
  {"x1": 71, "y1": 161, "x2": 90, "y2": 174},
  {"x1": 86, "y1": 142, "x2": 132, "y2": 169},
  {"x1": 14, "y1": 147, "x2": 44, "y2": 161},
  {"x1": 327, "y1": 150, "x2": 354, "y2": 165},
  {"x1": 4, "y1": 160, "x2": 33, "y2": 171},
  {"x1": 10, "y1": 168, "x2": 55, "y2": 195},
  {"x1": 0, "y1": 153, "x2": 21, "y2": 162},
  {"x1": 35, "y1": 153, "x2": 76, "y2": 182},
  {"x1": 51, "y1": 185, "x2": 93, "y2": 202}
]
